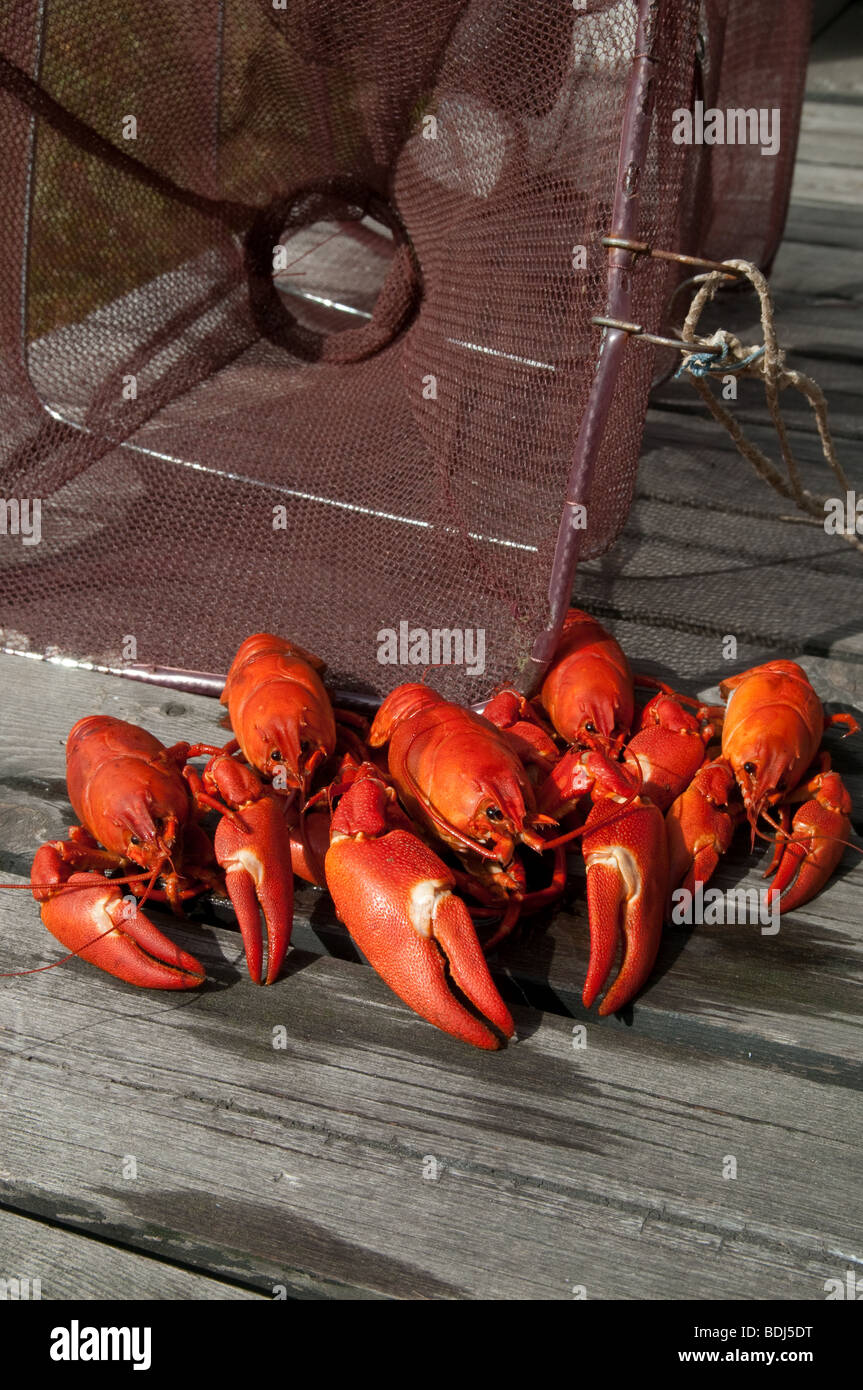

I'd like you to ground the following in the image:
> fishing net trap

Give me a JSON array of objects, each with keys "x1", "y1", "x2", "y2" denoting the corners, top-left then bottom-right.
[{"x1": 0, "y1": 0, "x2": 812, "y2": 703}]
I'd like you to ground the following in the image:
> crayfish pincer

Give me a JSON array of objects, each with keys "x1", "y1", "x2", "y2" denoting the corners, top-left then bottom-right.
[
  {"x1": 324, "y1": 761, "x2": 515, "y2": 1050},
  {"x1": 29, "y1": 715, "x2": 293, "y2": 988}
]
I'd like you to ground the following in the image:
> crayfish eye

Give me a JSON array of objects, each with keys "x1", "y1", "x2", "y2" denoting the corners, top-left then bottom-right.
[
  {"x1": 486, "y1": 805, "x2": 504, "y2": 822},
  {"x1": 743, "y1": 761, "x2": 756, "y2": 776},
  {"x1": 270, "y1": 749, "x2": 283, "y2": 762},
  {"x1": 585, "y1": 721, "x2": 597, "y2": 734},
  {"x1": 129, "y1": 835, "x2": 140, "y2": 846}
]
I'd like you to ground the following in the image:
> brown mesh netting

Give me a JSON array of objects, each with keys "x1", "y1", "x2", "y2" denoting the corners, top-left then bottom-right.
[{"x1": 0, "y1": 0, "x2": 810, "y2": 701}]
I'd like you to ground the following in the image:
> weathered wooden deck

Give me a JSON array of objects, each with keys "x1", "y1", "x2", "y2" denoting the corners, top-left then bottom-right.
[{"x1": 1, "y1": 11, "x2": 862, "y2": 1300}]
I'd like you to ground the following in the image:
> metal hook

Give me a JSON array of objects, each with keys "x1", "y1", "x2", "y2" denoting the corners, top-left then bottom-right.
[
  {"x1": 601, "y1": 236, "x2": 745, "y2": 278},
  {"x1": 590, "y1": 315, "x2": 726, "y2": 357}
]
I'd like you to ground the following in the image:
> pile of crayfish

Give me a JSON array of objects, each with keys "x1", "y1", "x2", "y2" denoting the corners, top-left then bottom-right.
[{"x1": 20, "y1": 613, "x2": 859, "y2": 1050}]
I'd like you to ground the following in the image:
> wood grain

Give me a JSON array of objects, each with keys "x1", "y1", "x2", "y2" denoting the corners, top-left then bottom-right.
[
  {"x1": 0, "y1": 1208, "x2": 265, "y2": 1300},
  {"x1": 0, "y1": 647, "x2": 860, "y2": 1299},
  {"x1": 1, "y1": 904, "x2": 860, "y2": 1301}
]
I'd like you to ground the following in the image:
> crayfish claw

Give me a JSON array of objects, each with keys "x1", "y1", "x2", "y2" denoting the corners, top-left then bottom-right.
[
  {"x1": 39, "y1": 872, "x2": 205, "y2": 989},
  {"x1": 325, "y1": 772, "x2": 514, "y2": 1049},
  {"x1": 581, "y1": 800, "x2": 668, "y2": 1016},
  {"x1": 211, "y1": 782, "x2": 294, "y2": 985},
  {"x1": 427, "y1": 889, "x2": 516, "y2": 1046},
  {"x1": 767, "y1": 771, "x2": 852, "y2": 913},
  {"x1": 665, "y1": 759, "x2": 739, "y2": 906}
]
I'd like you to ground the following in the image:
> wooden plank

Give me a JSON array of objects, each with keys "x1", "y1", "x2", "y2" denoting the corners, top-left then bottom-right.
[
  {"x1": 0, "y1": 642, "x2": 860, "y2": 1296},
  {"x1": 1, "y1": 906, "x2": 860, "y2": 1300},
  {"x1": 0, "y1": 1208, "x2": 265, "y2": 1300},
  {"x1": 579, "y1": 493, "x2": 863, "y2": 665},
  {"x1": 792, "y1": 12, "x2": 863, "y2": 207},
  {"x1": 772, "y1": 236, "x2": 863, "y2": 299},
  {"x1": 638, "y1": 409, "x2": 863, "y2": 518},
  {"x1": 784, "y1": 200, "x2": 863, "y2": 249},
  {"x1": 798, "y1": 103, "x2": 863, "y2": 170},
  {"x1": 652, "y1": 371, "x2": 862, "y2": 445},
  {"x1": 764, "y1": 291, "x2": 863, "y2": 367},
  {"x1": 806, "y1": 3, "x2": 863, "y2": 99},
  {"x1": 824, "y1": 630, "x2": 863, "y2": 662},
  {"x1": 791, "y1": 161, "x2": 863, "y2": 210},
  {"x1": 651, "y1": 362, "x2": 862, "y2": 445},
  {"x1": 506, "y1": 403, "x2": 863, "y2": 672}
]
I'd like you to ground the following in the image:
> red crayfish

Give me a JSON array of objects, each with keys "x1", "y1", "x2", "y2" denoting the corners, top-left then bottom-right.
[{"x1": 11, "y1": 617, "x2": 859, "y2": 1051}]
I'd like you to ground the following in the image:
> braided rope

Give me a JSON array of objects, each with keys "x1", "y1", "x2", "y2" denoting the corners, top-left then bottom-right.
[{"x1": 675, "y1": 259, "x2": 862, "y2": 556}]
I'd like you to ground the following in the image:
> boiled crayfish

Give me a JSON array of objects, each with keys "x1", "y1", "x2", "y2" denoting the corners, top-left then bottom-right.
[
  {"x1": 24, "y1": 634, "x2": 344, "y2": 989},
  {"x1": 666, "y1": 660, "x2": 858, "y2": 912},
  {"x1": 12, "y1": 619, "x2": 859, "y2": 1051},
  {"x1": 29, "y1": 715, "x2": 294, "y2": 987}
]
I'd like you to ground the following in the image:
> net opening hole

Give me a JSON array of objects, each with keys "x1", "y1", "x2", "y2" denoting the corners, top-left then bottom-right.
[
  {"x1": 274, "y1": 215, "x2": 395, "y2": 333},
  {"x1": 244, "y1": 182, "x2": 420, "y2": 363}
]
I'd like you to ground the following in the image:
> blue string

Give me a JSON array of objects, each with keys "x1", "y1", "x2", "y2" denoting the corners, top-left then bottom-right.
[{"x1": 675, "y1": 343, "x2": 765, "y2": 381}]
